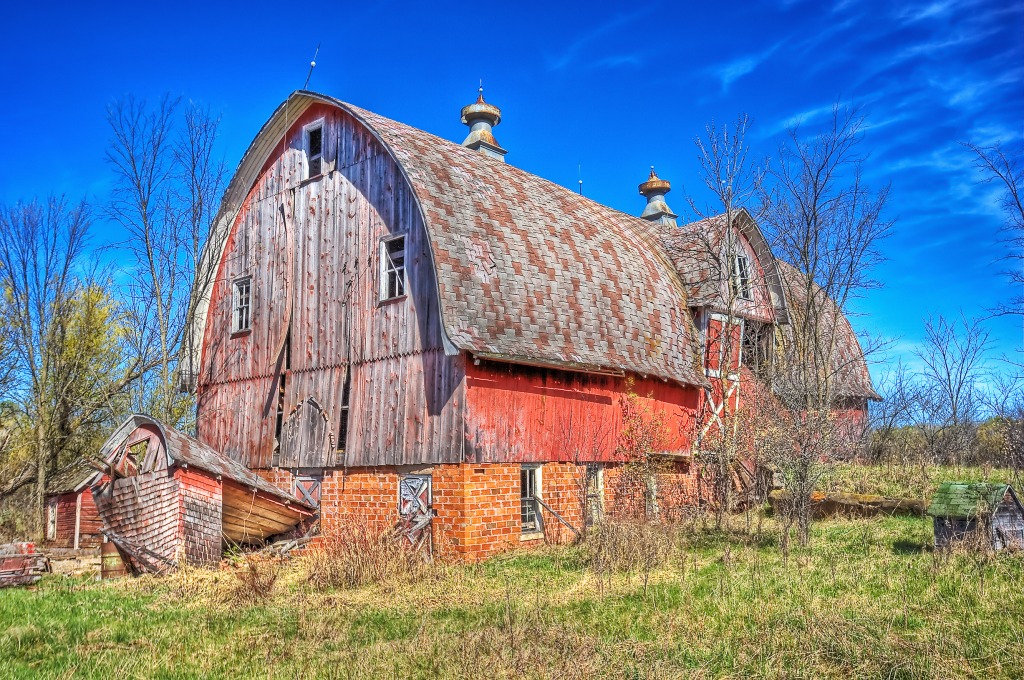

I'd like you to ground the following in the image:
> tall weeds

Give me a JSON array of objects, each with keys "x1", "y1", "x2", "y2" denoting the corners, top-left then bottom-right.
[{"x1": 300, "y1": 517, "x2": 429, "y2": 591}]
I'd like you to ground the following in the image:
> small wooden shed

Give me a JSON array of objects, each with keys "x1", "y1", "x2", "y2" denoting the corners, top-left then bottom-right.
[
  {"x1": 92, "y1": 415, "x2": 315, "y2": 573},
  {"x1": 45, "y1": 462, "x2": 105, "y2": 550},
  {"x1": 928, "y1": 482, "x2": 1024, "y2": 551}
]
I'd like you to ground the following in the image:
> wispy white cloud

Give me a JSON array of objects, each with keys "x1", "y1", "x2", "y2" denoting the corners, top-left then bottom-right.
[
  {"x1": 544, "y1": 9, "x2": 654, "y2": 72},
  {"x1": 893, "y1": 0, "x2": 958, "y2": 24},
  {"x1": 589, "y1": 54, "x2": 644, "y2": 70},
  {"x1": 712, "y1": 41, "x2": 785, "y2": 91}
]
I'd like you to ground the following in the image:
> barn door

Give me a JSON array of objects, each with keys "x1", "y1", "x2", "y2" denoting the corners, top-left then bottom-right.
[
  {"x1": 397, "y1": 474, "x2": 433, "y2": 555},
  {"x1": 277, "y1": 397, "x2": 329, "y2": 468}
]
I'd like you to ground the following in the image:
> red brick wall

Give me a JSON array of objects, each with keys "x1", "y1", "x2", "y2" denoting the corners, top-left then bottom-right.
[
  {"x1": 604, "y1": 461, "x2": 700, "y2": 522},
  {"x1": 258, "y1": 467, "x2": 400, "y2": 535},
  {"x1": 174, "y1": 468, "x2": 223, "y2": 567},
  {"x1": 257, "y1": 459, "x2": 703, "y2": 562},
  {"x1": 432, "y1": 463, "x2": 520, "y2": 562},
  {"x1": 535, "y1": 462, "x2": 586, "y2": 545}
]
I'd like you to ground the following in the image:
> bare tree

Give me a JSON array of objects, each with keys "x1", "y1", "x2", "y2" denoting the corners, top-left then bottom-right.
[
  {"x1": 683, "y1": 114, "x2": 767, "y2": 529},
  {"x1": 915, "y1": 314, "x2": 992, "y2": 464},
  {"x1": 757, "y1": 104, "x2": 892, "y2": 549},
  {"x1": 963, "y1": 141, "x2": 1023, "y2": 318},
  {"x1": 0, "y1": 197, "x2": 145, "y2": 536},
  {"x1": 106, "y1": 95, "x2": 225, "y2": 428}
]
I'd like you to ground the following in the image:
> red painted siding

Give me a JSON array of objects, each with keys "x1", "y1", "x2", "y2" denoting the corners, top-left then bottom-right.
[{"x1": 464, "y1": 360, "x2": 700, "y2": 463}]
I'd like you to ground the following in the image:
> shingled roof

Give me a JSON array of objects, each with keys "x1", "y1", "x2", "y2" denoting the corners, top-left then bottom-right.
[
  {"x1": 776, "y1": 262, "x2": 880, "y2": 400},
  {"x1": 928, "y1": 482, "x2": 1019, "y2": 519},
  {"x1": 347, "y1": 100, "x2": 705, "y2": 386},
  {"x1": 99, "y1": 415, "x2": 313, "y2": 509}
]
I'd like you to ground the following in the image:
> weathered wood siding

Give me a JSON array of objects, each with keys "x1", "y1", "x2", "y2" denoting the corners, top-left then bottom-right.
[
  {"x1": 993, "y1": 491, "x2": 1024, "y2": 550},
  {"x1": 197, "y1": 103, "x2": 465, "y2": 469},
  {"x1": 49, "y1": 490, "x2": 103, "y2": 548},
  {"x1": 464, "y1": 360, "x2": 699, "y2": 463},
  {"x1": 175, "y1": 468, "x2": 222, "y2": 566}
]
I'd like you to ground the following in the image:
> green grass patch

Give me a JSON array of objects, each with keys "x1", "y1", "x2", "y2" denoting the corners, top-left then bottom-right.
[{"x1": 1, "y1": 515, "x2": 1022, "y2": 679}]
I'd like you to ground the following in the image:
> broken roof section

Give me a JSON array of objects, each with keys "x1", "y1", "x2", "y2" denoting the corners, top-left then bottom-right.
[
  {"x1": 97, "y1": 414, "x2": 309, "y2": 509},
  {"x1": 928, "y1": 482, "x2": 1019, "y2": 519}
]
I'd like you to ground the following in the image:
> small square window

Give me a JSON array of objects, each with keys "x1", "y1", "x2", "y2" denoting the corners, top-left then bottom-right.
[
  {"x1": 231, "y1": 277, "x2": 251, "y2": 333},
  {"x1": 305, "y1": 121, "x2": 324, "y2": 178},
  {"x1": 379, "y1": 235, "x2": 406, "y2": 301},
  {"x1": 521, "y1": 465, "x2": 541, "y2": 532},
  {"x1": 731, "y1": 254, "x2": 751, "y2": 300}
]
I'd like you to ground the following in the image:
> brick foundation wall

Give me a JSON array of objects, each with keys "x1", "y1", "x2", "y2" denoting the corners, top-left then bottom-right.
[
  {"x1": 603, "y1": 461, "x2": 700, "y2": 522},
  {"x1": 256, "y1": 459, "x2": 703, "y2": 562},
  {"x1": 433, "y1": 463, "x2": 520, "y2": 562},
  {"x1": 174, "y1": 468, "x2": 223, "y2": 567}
]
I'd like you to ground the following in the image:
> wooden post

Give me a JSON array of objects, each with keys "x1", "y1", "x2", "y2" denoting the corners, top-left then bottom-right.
[{"x1": 74, "y1": 492, "x2": 82, "y2": 551}]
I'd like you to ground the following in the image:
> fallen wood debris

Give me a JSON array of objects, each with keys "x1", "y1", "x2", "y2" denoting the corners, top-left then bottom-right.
[
  {"x1": 0, "y1": 542, "x2": 50, "y2": 588},
  {"x1": 769, "y1": 491, "x2": 927, "y2": 518}
]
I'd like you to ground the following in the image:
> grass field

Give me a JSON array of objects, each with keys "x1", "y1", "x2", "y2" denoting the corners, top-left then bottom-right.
[
  {"x1": 827, "y1": 463, "x2": 1019, "y2": 500},
  {"x1": 2, "y1": 513, "x2": 1022, "y2": 679}
]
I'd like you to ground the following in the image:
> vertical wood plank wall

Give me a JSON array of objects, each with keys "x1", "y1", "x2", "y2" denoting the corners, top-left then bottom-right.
[{"x1": 197, "y1": 104, "x2": 465, "y2": 469}]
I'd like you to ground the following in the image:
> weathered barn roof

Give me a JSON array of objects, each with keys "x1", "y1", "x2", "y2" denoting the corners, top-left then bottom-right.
[
  {"x1": 652, "y1": 210, "x2": 789, "y2": 322},
  {"x1": 928, "y1": 482, "x2": 1019, "y2": 519},
  {"x1": 183, "y1": 91, "x2": 706, "y2": 388},
  {"x1": 776, "y1": 261, "x2": 880, "y2": 400},
  {"x1": 47, "y1": 460, "x2": 101, "y2": 495},
  {"x1": 99, "y1": 415, "x2": 312, "y2": 510}
]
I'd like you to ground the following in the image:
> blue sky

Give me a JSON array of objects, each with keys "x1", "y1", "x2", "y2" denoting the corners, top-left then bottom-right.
[{"x1": 0, "y1": 0, "x2": 1020, "y2": 381}]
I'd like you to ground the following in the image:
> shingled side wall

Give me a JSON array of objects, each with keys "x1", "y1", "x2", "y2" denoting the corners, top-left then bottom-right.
[{"x1": 174, "y1": 468, "x2": 223, "y2": 567}]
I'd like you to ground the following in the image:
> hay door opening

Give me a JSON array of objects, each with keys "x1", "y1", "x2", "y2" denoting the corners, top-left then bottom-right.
[
  {"x1": 278, "y1": 397, "x2": 330, "y2": 468},
  {"x1": 398, "y1": 474, "x2": 433, "y2": 556}
]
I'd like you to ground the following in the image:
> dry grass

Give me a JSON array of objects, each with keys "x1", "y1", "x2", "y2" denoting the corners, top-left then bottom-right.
[
  {"x1": 2, "y1": 514, "x2": 1023, "y2": 679},
  {"x1": 299, "y1": 517, "x2": 431, "y2": 592}
]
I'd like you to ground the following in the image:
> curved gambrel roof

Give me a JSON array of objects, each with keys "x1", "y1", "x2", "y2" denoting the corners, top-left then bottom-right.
[
  {"x1": 776, "y1": 262, "x2": 880, "y2": 400},
  {"x1": 183, "y1": 91, "x2": 706, "y2": 388},
  {"x1": 652, "y1": 209, "x2": 789, "y2": 323}
]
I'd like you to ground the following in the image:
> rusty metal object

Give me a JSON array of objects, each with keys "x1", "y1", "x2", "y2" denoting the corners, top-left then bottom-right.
[{"x1": 99, "y1": 540, "x2": 126, "y2": 580}]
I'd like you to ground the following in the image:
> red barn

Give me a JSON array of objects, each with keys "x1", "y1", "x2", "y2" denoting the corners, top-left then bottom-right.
[
  {"x1": 44, "y1": 462, "x2": 104, "y2": 550},
  {"x1": 179, "y1": 89, "x2": 876, "y2": 561}
]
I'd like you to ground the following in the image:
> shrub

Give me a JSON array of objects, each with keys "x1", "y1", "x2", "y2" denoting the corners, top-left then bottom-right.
[
  {"x1": 584, "y1": 519, "x2": 672, "y2": 577},
  {"x1": 226, "y1": 554, "x2": 280, "y2": 604},
  {"x1": 301, "y1": 517, "x2": 428, "y2": 591}
]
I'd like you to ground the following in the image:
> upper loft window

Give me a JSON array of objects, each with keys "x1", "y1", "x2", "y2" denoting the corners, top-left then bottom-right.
[
  {"x1": 379, "y1": 235, "x2": 406, "y2": 301},
  {"x1": 231, "y1": 277, "x2": 251, "y2": 333},
  {"x1": 731, "y1": 254, "x2": 752, "y2": 300},
  {"x1": 304, "y1": 120, "x2": 324, "y2": 178}
]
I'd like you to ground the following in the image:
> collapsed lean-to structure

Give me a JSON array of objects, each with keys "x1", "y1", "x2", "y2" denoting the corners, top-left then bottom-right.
[{"x1": 98, "y1": 89, "x2": 877, "y2": 565}]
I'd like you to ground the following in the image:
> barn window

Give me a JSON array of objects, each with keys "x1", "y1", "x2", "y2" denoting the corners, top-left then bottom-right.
[
  {"x1": 731, "y1": 254, "x2": 752, "y2": 300},
  {"x1": 304, "y1": 120, "x2": 324, "y2": 178},
  {"x1": 231, "y1": 277, "x2": 251, "y2": 333},
  {"x1": 585, "y1": 464, "x2": 604, "y2": 528},
  {"x1": 520, "y1": 465, "x2": 542, "y2": 534},
  {"x1": 379, "y1": 235, "x2": 406, "y2": 301},
  {"x1": 337, "y1": 371, "x2": 351, "y2": 453}
]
